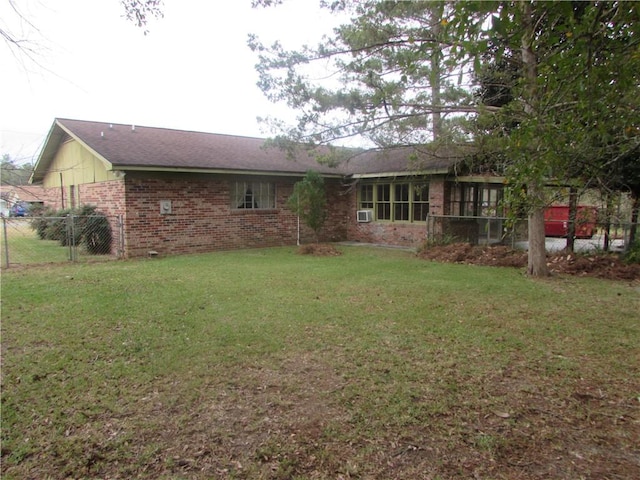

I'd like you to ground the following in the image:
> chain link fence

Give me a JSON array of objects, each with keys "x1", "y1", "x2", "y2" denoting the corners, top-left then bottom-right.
[
  {"x1": 1, "y1": 215, "x2": 124, "y2": 268},
  {"x1": 427, "y1": 214, "x2": 635, "y2": 253}
]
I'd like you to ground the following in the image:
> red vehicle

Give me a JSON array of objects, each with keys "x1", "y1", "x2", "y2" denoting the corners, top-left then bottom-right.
[{"x1": 544, "y1": 206, "x2": 597, "y2": 238}]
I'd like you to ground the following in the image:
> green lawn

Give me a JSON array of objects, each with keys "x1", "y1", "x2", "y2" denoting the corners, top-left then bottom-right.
[{"x1": 1, "y1": 246, "x2": 639, "y2": 479}]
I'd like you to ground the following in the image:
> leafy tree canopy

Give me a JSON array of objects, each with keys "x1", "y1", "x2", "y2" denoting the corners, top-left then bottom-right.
[
  {"x1": 120, "y1": 0, "x2": 164, "y2": 34},
  {"x1": 462, "y1": 1, "x2": 640, "y2": 199},
  {"x1": 252, "y1": 0, "x2": 639, "y2": 276},
  {"x1": 250, "y1": 1, "x2": 476, "y2": 152},
  {"x1": 1, "y1": 154, "x2": 33, "y2": 186}
]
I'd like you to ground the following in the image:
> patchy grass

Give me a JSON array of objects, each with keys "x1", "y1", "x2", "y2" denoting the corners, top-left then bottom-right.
[{"x1": 2, "y1": 246, "x2": 639, "y2": 479}]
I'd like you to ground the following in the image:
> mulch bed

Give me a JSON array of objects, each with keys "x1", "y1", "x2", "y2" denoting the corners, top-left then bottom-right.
[
  {"x1": 296, "y1": 243, "x2": 343, "y2": 257},
  {"x1": 417, "y1": 243, "x2": 640, "y2": 280}
]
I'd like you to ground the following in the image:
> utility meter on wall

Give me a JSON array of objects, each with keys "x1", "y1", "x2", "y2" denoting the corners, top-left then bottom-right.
[{"x1": 160, "y1": 200, "x2": 172, "y2": 214}]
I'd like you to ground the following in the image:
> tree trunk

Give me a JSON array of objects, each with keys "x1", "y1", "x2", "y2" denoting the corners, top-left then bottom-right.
[
  {"x1": 521, "y1": 2, "x2": 550, "y2": 277},
  {"x1": 603, "y1": 193, "x2": 613, "y2": 252},
  {"x1": 429, "y1": 2, "x2": 444, "y2": 141},
  {"x1": 629, "y1": 193, "x2": 639, "y2": 249},
  {"x1": 527, "y1": 184, "x2": 550, "y2": 276},
  {"x1": 566, "y1": 186, "x2": 577, "y2": 252},
  {"x1": 431, "y1": 55, "x2": 442, "y2": 141}
]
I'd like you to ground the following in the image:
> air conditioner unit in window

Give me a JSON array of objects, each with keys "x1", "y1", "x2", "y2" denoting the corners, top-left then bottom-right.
[{"x1": 357, "y1": 210, "x2": 373, "y2": 223}]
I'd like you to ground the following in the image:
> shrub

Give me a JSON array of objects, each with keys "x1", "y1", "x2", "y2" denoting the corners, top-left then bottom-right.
[
  {"x1": 287, "y1": 170, "x2": 327, "y2": 242},
  {"x1": 82, "y1": 214, "x2": 112, "y2": 254},
  {"x1": 29, "y1": 205, "x2": 112, "y2": 255},
  {"x1": 29, "y1": 208, "x2": 56, "y2": 240},
  {"x1": 624, "y1": 239, "x2": 640, "y2": 264},
  {"x1": 43, "y1": 209, "x2": 73, "y2": 245}
]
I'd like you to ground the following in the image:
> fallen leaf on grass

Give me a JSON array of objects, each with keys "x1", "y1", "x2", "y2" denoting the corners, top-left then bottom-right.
[{"x1": 492, "y1": 411, "x2": 511, "y2": 418}]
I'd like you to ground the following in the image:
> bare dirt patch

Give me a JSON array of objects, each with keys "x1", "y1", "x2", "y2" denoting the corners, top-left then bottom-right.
[{"x1": 418, "y1": 243, "x2": 640, "y2": 280}]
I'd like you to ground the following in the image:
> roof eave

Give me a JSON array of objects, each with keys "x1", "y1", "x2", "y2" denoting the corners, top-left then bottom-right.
[
  {"x1": 454, "y1": 175, "x2": 506, "y2": 184},
  {"x1": 111, "y1": 165, "x2": 346, "y2": 178},
  {"x1": 30, "y1": 121, "x2": 64, "y2": 184},
  {"x1": 350, "y1": 168, "x2": 451, "y2": 179}
]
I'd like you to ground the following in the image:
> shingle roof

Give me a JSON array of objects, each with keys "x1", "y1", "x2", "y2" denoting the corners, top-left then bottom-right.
[
  {"x1": 344, "y1": 145, "x2": 467, "y2": 176},
  {"x1": 32, "y1": 118, "x2": 463, "y2": 182}
]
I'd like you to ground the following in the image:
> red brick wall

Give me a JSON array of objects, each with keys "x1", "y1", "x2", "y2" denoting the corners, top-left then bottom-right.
[
  {"x1": 427, "y1": 178, "x2": 447, "y2": 239},
  {"x1": 320, "y1": 182, "x2": 349, "y2": 242},
  {"x1": 40, "y1": 173, "x2": 452, "y2": 256},
  {"x1": 348, "y1": 219, "x2": 427, "y2": 247},
  {"x1": 39, "y1": 180, "x2": 125, "y2": 215},
  {"x1": 429, "y1": 178, "x2": 447, "y2": 216},
  {"x1": 80, "y1": 180, "x2": 126, "y2": 218},
  {"x1": 121, "y1": 173, "x2": 349, "y2": 257},
  {"x1": 40, "y1": 186, "x2": 65, "y2": 211},
  {"x1": 80, "y1": 181, "x2": 126, "y2": 256}
]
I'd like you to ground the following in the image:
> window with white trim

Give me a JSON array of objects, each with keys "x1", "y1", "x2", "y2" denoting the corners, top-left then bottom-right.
[{"x1": 231, "y1": 181, "x2": 275, "y2": 209}]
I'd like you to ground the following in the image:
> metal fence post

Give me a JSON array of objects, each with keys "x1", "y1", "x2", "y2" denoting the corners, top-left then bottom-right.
[
  {"x1": 2, "y1": 216, "x2": 9, "y2": 268},
  {"x1": 66, "y1": 215, "x2": 72, "y2": 261},
  {"x1": 67, "y1": 215, "x2": 78, "y2": 262}
]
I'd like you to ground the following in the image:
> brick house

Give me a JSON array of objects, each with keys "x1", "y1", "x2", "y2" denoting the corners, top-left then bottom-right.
[{"x1": 31, "y1": 118, "x2": 500, "y2": 257}]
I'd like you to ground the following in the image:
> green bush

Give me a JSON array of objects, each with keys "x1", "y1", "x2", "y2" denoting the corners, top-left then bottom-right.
[
  {"x1": 624, "y1": 239, "x2": 640, "y2": 264},
  {"x1": 287, "y1": 170, "x2": 327, "y2": 242},
  {"x1": 82, "y1": 214, "x2": 112, "y2": 254},
  {"x1": 29, "y1": 208, "x2": 56, "y2": 240},
  {"x1": 44, "y1": 209, "x2": 73, "y2": 245},
  {"x1": 29, "y1": 205, "x2": 112, "y2": 255}
]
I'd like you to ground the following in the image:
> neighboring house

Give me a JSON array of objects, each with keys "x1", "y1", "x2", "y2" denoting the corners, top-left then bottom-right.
[
  {"x1": 30, "y1": 118, "x2": 504, "y2": 257},
  {"x1": 0, "y1": 185, "x2": 53, "y2": 217},
  {"x1": 0, "y1": 189, "x2": 10, "y2": 217}
]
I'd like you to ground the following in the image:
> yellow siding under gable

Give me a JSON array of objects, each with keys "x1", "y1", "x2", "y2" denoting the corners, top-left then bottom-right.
[{"x1": 42, "y1": 139, "x2": 116, "y2": 188}]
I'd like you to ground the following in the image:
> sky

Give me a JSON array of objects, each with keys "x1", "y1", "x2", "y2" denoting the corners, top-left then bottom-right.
[{"x1": 1, "y1": 0, "x2": 341, "y2": 164}]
